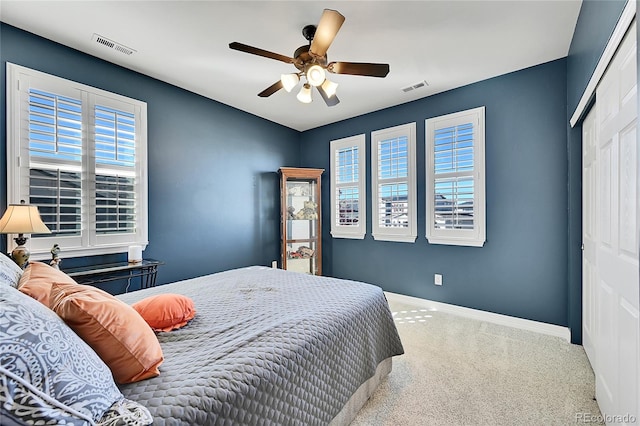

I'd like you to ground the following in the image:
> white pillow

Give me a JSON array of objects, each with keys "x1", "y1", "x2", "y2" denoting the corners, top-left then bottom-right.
[{"x1": 0, "y1": 253, "x2": 23, "y2": 288}]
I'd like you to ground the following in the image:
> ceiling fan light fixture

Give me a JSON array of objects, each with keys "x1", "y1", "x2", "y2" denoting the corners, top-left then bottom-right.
[
  {"x1": 321, "y1": 78, "x2": 338, "y2": 98},
  {"x1": 297, "y1": 83, "x2": 313, "y2": 103},
  {"x1": 281, "y1": 73, "x2": 300, "y2": 92},
  {"x1": 306, "y1": 64, "x2": 325, "y2": 87},
  {"x1": 229, "y1": 8, "x2": 389, "y2": 107}
]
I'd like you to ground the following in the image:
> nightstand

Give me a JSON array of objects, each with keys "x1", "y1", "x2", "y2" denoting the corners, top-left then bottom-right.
[{"x1": 63, "y1": 259, "x2": 163, "y2": 291}]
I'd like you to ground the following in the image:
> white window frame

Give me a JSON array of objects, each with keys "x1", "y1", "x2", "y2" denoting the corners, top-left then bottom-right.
[
  {"x1": 371, "y1": 122, "x2": 417, "y2": 243},
  {"x1": 6, "y1": 63, "x2": 148, "y2": 259},
  {"x1": 425, "y1": 106, "x2": 485, "y2": 247},
  {"x1": 330, "y1": 134, "x2": 366, "y2": 239}
]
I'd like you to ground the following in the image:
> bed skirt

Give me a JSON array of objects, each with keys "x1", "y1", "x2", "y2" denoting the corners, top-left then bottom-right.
[{"x1": 330, "y1": 357, "x2": 392, "y2": 425}]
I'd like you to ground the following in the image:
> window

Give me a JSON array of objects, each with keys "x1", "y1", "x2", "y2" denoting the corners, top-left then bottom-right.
[
  {"x1": 330, "y1": 134, "x2": 366, "y2": 239},
  {"x1": 371, "y1": 123, "x2": 417, "y2": 242},
  {"x1": 425, "y1": 106, "x2": 485, "y2": 247},
  {"x1": 6, "y1": 63, "x2": 148, "y2": 258}
]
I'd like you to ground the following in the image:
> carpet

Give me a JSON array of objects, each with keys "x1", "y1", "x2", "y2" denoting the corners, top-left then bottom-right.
[{"x1": 350, "y1": 297, "x2": 603, "y2": 426}]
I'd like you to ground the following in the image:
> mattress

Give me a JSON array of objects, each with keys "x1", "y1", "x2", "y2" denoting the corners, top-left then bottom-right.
[{"x1": 116, "y1": 266, "x2": 404, "y2": 425}]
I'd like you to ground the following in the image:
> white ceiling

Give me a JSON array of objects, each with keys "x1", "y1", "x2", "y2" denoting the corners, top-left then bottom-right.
[{"x1": 0, "y1": 1, "x2": 582, "y2": 132}]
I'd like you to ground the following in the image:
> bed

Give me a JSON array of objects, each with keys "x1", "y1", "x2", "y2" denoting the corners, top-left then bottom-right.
[{"x1": 1, "y1": 260, "x2": 404, "y2": 425}]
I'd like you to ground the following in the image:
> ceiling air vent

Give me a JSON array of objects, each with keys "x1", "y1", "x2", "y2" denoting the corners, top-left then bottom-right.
[
  {"x1": 92, "y1": 34, "x2": 136, "y2": 56},
  {"x1": 402, "y1": 80, "x2": 429, "y2": 93}
]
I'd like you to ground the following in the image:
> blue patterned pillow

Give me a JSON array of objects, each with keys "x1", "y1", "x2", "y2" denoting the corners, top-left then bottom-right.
[
  {"x1": 0, "y1": 284, "x2": 124, "y2": 424},
  {"x1": 0, "y1": 253, "x2": 22, "y2": 288}
]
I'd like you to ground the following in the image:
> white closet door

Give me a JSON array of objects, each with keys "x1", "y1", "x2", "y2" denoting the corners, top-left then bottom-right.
[
  {"x1": 582, "y1": 107, "x2": 597, "y2": 367},
  {"x1": 592, "y1": 20, "x2": 638, "y2": 425}
]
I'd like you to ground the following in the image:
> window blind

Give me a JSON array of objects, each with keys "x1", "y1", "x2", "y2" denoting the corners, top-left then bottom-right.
[
  {"x1": 29, "y1": 169, "x2": 82, "y2": 236},
  {"x1": 377, "y1": 136, "x2": 409, "y2": 228},
  {"x1": 371, "y1": 122, "x2": 416, "y2": 243},
  {"x1": 95, "y1": 106, "x2": 136, "y2": 167},
  {"x1": 425, "y1": 106, "x2": 485, "y2": 247},
  {"x1": 94, "y1": 105, "x2": 137, "y2": 234},
  {"x1": 433, "y1": 123, "x2": 475, "y2": 230},
  {"x1": 95, "y1": 175, "x2": 136, "y2": 234},
  {"x1": 8, "y1": 63, "x2": 148, "y2": 258},
  {"x1": 330, "y1": 134, "x2": 366, "y2": 239},
  {"x1": 28, "y1": 89, "x2": 82, "y2": 161},
  {"x1": 335, "y1": 146, "x2": 360, "y2": 226},
  {"x1": 28, "y1": 88, "x2": 83, "y2": 236}
]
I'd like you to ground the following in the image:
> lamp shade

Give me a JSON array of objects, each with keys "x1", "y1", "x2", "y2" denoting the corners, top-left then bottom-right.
[
  {"x1": 321, "y1": 78, "x2": 338, "y2": 98},
  {"x1": 281, "y1": 73, "x2": 300, "y2": 92},
  {"x1": 0, "y1": 203, "x2": 51, "y2": 235},
  {"x1": 296, "y1": 84, "x2": 313, "y2": 104}
]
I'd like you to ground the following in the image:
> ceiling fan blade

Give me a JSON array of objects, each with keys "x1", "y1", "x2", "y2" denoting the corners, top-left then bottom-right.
[
  {"x1": 229, "y1": 42, "x2": 295, "y2": 64},
  {"x1": 328, "y1": 62, "x2": 390, "y2": 78},
  {"x1": 258, "y1": 80, "x2": 284, "y2": 97},
  {"x1": 309, "y1": 9, "x2": 345, "y2": 58},
  {"x1": 317, "y1": 85, "x2": 340, "y2": 107}
]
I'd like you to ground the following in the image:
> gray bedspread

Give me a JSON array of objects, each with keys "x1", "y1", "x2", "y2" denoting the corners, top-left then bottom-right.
[{"x1": 116, "y1": 266, "x2": 404, "y2": 425}]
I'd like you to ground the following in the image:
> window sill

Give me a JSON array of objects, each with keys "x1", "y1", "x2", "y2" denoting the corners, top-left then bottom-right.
[
  {"x1": 372, "y1": 233, "x2": 417, "y2": 243},
  {"x1": 426, "y1": 236, "x2": 485, "y2": 247},
  {"x1": 28, "y1": 242, "x2": 149, "y2": 262},
  {"x1": 331, "y1": 231, "x2": 366, "y2": 240}
]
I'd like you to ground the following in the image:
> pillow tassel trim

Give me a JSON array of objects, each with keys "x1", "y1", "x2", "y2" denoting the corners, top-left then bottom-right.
[{"x1": 97, "y1": 398, "x2": 153, "y2": 426}]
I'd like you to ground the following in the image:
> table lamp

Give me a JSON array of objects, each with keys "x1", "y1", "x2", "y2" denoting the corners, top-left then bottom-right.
[{"x1": 0, "y1": 200, "x2": 51, "y2": 269}]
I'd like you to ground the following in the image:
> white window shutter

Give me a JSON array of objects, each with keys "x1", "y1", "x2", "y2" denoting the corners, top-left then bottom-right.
[
  {"x1": 330, "y1": 134, "x2": 366, "y2": 239},
  {"x1": 426, "y1": 107, "x2": 486, "y2": 247},
  {"x1": 6, "y1": 62, "x2": 148, "y2": 258},
  {"x1": 371, "y1": 123, "x2": 417, "y2": 243}
]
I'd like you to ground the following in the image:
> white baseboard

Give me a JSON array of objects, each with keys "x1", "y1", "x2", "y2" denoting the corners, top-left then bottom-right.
[{"x1": 384, "y1": 292, "x2": 571, "y2": 342}]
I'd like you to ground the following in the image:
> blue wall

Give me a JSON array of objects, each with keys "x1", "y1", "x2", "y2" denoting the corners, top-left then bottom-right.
[
  {"x1": 567, "y1": 0, "x2": 628, "y2": 115},
  {"x1": 300, "y1": 59, "x2": 570, "y2": 327},
  {"x1": 565, "y1": 0, "x2": 627, "y2": 343},
  {"x1": 0, "y1": 0, "x2": 633, "y2": 341},
  {"x1": 0, "y1": 23, "x2": 300, "y2": 287}
]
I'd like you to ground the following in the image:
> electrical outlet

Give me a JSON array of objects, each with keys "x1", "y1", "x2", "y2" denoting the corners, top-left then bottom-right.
[{"x1": 434, "y1": 274, "x2": 443, "y2": 286}]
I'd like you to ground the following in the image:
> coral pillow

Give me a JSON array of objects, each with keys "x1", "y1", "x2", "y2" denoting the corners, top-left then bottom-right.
[
  {"x1": 18, "y1": 261, "x2": 78, "y2": 307},
  {"x1": 132, "y1": 293, "x2": 196, "y2": 332},
  {"x1": 50, "y1": 282, "x2": 164, "y2": 384}
]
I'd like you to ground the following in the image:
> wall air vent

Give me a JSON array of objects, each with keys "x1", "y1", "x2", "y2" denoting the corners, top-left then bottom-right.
[
  {"x1": 92, "y1": 34, "x2": 136, "y2": 56},
  {"x1": 402, "y1": 80, "x2": 429, "y2": 93}
]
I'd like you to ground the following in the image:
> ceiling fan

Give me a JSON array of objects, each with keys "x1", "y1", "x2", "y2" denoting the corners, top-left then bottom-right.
[{"x1": 229, "y1": 9, "x2": 390, "y2": 107}]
